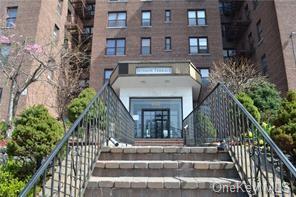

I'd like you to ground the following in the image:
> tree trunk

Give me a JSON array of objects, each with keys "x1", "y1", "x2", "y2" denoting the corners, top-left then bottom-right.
[{"x1": 7, "y1": 81, "x2": 16, "y2": 123}]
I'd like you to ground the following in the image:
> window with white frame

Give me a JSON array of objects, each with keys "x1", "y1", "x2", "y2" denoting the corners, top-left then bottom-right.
[
  {"x1": 189, "y1": 37, "x2": 209, "y2": 54},
  {"x1": 105, "y1": 38, "x2": 126, "y2": 56},
  {"x1": 108, "y1": 12, "x2": 127, "y2": 27},
  {"x1": 188, "y1": 10, "x2": 206, "y2": 26},
  {"x1": 141, "y1": 38, "x2": 151, "y2": 55},
  {"x1": 142, "y1": 11, "x2": 151, "y2": 26}
]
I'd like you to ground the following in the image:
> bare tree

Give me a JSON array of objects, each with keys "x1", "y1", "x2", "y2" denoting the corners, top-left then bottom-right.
[
  {"x1": 51, "y1": 48, "x2": 89, "y2": 130},
  {"x1": 209, "y1": 57, "x2": 265, "y2": 93}
]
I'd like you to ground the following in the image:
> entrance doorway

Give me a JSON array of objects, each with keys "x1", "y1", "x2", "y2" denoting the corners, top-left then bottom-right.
[{"x1": 142, "y1": 109, "x2": 170, "y2": 138}]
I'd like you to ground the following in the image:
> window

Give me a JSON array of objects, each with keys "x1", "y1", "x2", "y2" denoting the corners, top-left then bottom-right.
[
  {"x1": 104, "y1": 69, "x2": 113, "y2": 83},
  {"x1": 83, "y1": 26, "x2": 93, "y2": 34},
  {"x1": 188, "y1": 10, "x2": 206, "y2": 26},
  {"x1": 165, "y1": 10, "x2": 171, "y2": 22},
  {"x1": 141, "y1": 38, "x2": 151, "y2": 55},
  {"x1": 256, "y1": 20, "x2": 263, "y2": 42},
  {"x1": 261, "y1": 54, "x2": 268, "y2": 74},
  {"x1": 6, "y1": 7, "x2": 17, "y2": 28},
  {"x1": 86, "y1": 3, "x2": 95, "y2": 16},
  {"x1": 189, "y1": 37, "x2": 208, "y2": 54},
  {"x1": 165, "y1": 37, "x2": 171, "y2": 50},
  {"x1": 0, "y1": 44, "x2": 11, "y2": 60},
  {"x1": 200, "y1": 68, "x2": 209, "y2": 78},
  {"x1": 108, "y1": 12, "x2": 127, "y2": 27},
  {"x1": 142, "y1": 11, "x2": 151, "y2": 27},
  {"x1": 52, "y1": 25, "x2": 60, "y2": 42},
  {"x1": 223, "y1": 49, "x2": 236, "y2": 59},
  {"x1": 57, "y1": 0, "x2": 63, "y2": 15},
  {"x1": 0, "y1": 87, "x2": 2, "y2": 104},
  {"x1": 200, "y1": 68, "x2": 209, "y2": 84},
  {"x1": 219, "y1": 2, "x2": 232, "y2": 15},
  {"x1": 106, "y1": 38, "x2": 126, "y2": 56}
]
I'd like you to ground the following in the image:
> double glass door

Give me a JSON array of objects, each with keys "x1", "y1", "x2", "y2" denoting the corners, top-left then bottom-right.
[{"x1": 142, "y1": 109, "x2": 170, "y2": 138}]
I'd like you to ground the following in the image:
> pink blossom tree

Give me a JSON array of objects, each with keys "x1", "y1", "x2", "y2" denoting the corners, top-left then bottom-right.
[{"x1": 0, "y1": 27, "x2": 89, "y2": 133}]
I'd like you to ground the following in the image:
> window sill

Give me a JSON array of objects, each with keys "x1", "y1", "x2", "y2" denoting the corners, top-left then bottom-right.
[
  {"x1": 140, "y1": 54, "x2": 152, "y2": 56},
  {"x1": 107, "y1": 26, "x2": 127, "y2": 29},
  {"x1": 164, "y1": 49, "x2": 172, "y2": 52},
  {"x1": 104, "y1": 55, "x2": 127, "y2": 57},
  {"x1": 164, "y1": 21, "x2": 172, "y2": 24},
  {"x1": 189, "y1": 53, "x2": 211, "y2": 56},
  {"x1": 141, "y1": 26, "x2": 152, "y2": 28},
  {"x1": 141, "y1": 0, "x2": 152, "y2": 2},
  {"x1": 188, "y1": 24, "x2": 208, "y2": 27},
  {"x1": 108, "y1": 0, "x2": 128, "y2": 3}
]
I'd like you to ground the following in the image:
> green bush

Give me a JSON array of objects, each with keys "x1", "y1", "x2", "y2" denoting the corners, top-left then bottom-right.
[
  {"x1": 7, "y1": 105, "x2": 63, "y2": 168},
  {"x1": 271, "y1": 90, "x2": 296, "y2": 163},
  {"x1": 67, "y1": 88, "x2": 96, "y2": 123},
  {"x1": 246, "y1": 81, "x2": 282, "y2": 121},
  {"x1": 0, "y1": 121, "x2": 8, "y2": 140},
  {"x1": 0, "y1": 164, "x2": 26, "y2": 197},
  {"x1": 237, "y1": 92, "x2": 261, "y2": 122}
]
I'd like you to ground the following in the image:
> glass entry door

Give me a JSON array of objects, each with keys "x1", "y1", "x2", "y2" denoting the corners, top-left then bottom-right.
[{"x1": 142, "y1": 109, "x2": 170, "y2": 138}]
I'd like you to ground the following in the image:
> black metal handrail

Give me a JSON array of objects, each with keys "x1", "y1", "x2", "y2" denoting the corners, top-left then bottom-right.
[
  {"x1": 183, "y1": 83, "x2": 296, "y2": 196},
  {"x1": 19, "y1": 83, "x2": 135, "y2": 196}
]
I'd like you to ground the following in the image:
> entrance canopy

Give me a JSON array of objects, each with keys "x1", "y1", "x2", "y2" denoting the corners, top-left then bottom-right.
[{"x1": 109, "y1": 60, "x2": 202, "y2": 139}]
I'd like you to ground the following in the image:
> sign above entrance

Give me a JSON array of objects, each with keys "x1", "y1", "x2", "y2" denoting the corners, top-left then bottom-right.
[{"x1": 136, "y1": 67, "x2": 172, "y2": 75}]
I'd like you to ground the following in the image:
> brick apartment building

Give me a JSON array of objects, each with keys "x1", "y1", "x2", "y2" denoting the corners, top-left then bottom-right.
[
  {"x1": 0, "y1": 0, "x2": 295, "y2": 123},
  {"x1": 0, "y1": 0, "x2": 94, "y2": 120},
  {"x1": 220, "y1": 0, "x2": 296, "y2": 94}
]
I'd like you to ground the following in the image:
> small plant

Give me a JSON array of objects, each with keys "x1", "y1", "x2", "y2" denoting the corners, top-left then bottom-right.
[
  {"x1": 67, "y1": 88, "x2": 96, "y2": 123},
  {"x1": 0, "y1": 121, "x2": 8, "y2": 140},
  {"x1": 271, "y1": 90, "x2": 296, "y2": 163},
  {"x1": 0, "y1": 164, "x2": 26, "y2": 197},
  {"x1": 7, "y1": 105, "x2": 63, "y2": 170},
  {"x1": 236, "y1": 92, "x2": 261, "y2": 122},
  {"x1": 246, "y1": 81, "x2": 282, "y2": 121}
]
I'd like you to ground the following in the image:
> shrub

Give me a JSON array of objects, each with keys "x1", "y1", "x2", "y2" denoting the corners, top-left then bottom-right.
[
  {"x1": 67, "y1": 88, "x2": 96, "y2": 123},
  {"x1": 0, "y1": 164, "x2": 26, "y2": 197},
  {"x1": 7, "y1": 105, "x2": 63, "y2": 168},
  {"x1": 237, "y1": 92, "x2": 261, "y2": 122},
  {"x1": 246, "y1": 81, "x2": 282, "y2": 121},
  {"x1": 0, "y1": 121, "x2": 8, "y2": 140},
  {"x1": 271, "y1": 90, "x2": 296, "y2": 163}
]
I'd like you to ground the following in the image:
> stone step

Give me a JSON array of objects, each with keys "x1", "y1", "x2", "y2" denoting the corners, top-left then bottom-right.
[
  {"x1": 101, "y1": 146, "x2": 219, "y2": 154},
  {"x1": 95, "y1": 160, "x2": 234, "y2": 169},
  {"x1": 92, "y1": 160, "x2": 239, "y2": 178},
  {"x1": 99, "y1": 146, "x2": 230, "y2": 161},
  {"x1": 87, "y1": 176, "x2": 242, "y2": 189}
]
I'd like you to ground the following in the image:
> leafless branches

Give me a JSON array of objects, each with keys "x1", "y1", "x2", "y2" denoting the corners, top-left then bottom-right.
[{"x1": 209, "y1": 57, "x2": 265, "y2": 93}]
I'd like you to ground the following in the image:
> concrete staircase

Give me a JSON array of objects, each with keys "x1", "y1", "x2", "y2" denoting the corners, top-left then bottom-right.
[{"x1": 85, "y1": 146, "x2": 246, "y2": 197}]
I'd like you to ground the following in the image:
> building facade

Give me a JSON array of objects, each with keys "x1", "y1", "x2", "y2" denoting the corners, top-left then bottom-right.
[{"x1": 220, "y1": 0, "x2": 296, "y2": 94}]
